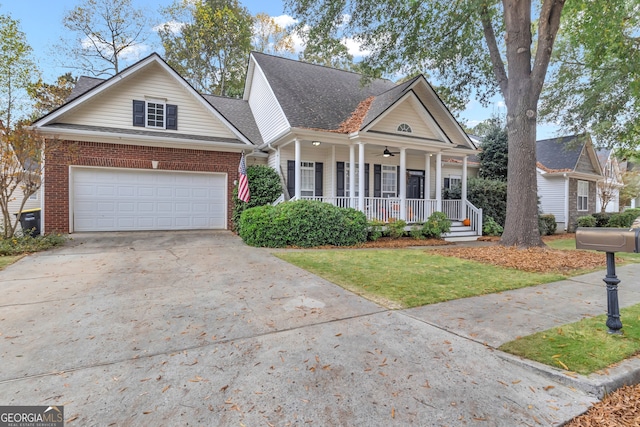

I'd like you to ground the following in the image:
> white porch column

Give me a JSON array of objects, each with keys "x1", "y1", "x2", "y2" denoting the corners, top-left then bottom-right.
[
  {"x1": 436, "y1": 152, "x2": 442, "y2": 211},
  {"x1": 331, "y1": 145, "x2": 336, "y2": 199},
  {"x1": 461, "y1": 156, "x2": 468, "y2": 220},
  {"x1": 425, "y1": 154, "x2": 431, "y2": 199},
  {"x1": 358, "y1": 142, "x2": 365, "y2": 213},
  {"x1": 349, "y1": 144, "x2": 356, "y2": 208},
  {"x1": 400, "y1": 148, "x2": 407, "y2": 220},
  {"x1": 294, "y1": 139, "x2": 301, "y2": 199}
]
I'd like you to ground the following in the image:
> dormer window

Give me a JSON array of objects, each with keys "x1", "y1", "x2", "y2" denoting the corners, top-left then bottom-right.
[
  {"x1": 397, "y1": 123, "x2": 412, "y2": 133},
  {"x1": 133, "y1": 99, "x2": 178, "y2": 130}
]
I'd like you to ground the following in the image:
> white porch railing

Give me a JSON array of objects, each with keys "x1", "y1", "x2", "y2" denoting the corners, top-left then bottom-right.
[
  {"x1": 296, "y1": 196, "x2": 482, "y2": 235},
  {"x1": 442, "y1": 200, "x2": 462, "y2": 220}
]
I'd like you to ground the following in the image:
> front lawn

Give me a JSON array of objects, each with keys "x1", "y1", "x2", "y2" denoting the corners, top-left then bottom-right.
[
  {"x1": 0, "y1": 255, "x2": 22, "y2": 270},
  {"x1": 500, "y1": 303, "x2": 640, "y2": 375},
  {"x1": 275, "y1": 249, "x2": 567, "y2": 308}
]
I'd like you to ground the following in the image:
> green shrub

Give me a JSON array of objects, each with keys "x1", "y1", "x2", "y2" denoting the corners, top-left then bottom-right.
[
  {"x1": 422, "y1": 212, "x2": 451, "y2": 238},
  {"x1": 410, "y1": 223, "x2": 425, "y2": 240},
  {"x1": 482, "y1": 216, "x2": 503, "y2": 236},
  {"x1": 0, "y1": 233, "x2": 66, "y2": 256},
  {"x1": 538, "y1": 214, "x2": 557, "y2": 236},
  {"x1": 232, "y1": 165, "x2": 282, "y2": 232},
  {"x1": 444, "y1": 178, "x2": 507, "y2": 226},
  {"x1": 608, "y1": 208, "x2": 640, "y2": 228},
  {"x1": 592, "y1": 212, "x2": 613, "y2": 227},
  {"x1": 367, "y1": 220, "x2": 384, "y2": 241},
  {"x1": 577, "y1": 215, "x2": 596, "y2": 228},
  {"x1": 238, "y1": 200, "x2": 367, "y2": 247},
  {"x1": 386, "y1": 219, "x2": 407, "y2": 239}
]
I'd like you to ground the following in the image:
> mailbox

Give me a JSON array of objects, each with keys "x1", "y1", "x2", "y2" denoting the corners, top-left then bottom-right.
[{"x1": 575, "y1": 227, "x2": 640, "y2": 253}]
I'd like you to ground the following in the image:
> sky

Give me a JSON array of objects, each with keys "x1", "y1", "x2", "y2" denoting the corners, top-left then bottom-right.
[{"x1": 1, "y1": 0, "x2": 559, "y2": 138}]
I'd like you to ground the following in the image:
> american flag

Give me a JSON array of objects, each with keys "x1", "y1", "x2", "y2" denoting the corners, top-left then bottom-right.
[{"x1": 237, "y1": 153, "x2": 250, "y2": 202}]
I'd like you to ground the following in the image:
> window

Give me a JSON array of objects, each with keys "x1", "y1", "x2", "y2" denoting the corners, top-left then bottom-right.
[
  {"x1": 578, "y1": 180, "x2": 589, "y2": 211},
  {"x1": 147, "y1": 102, "x2": 165, "y2": 128},
  {"x1": 300, "y1": 161, "x2": 315, "y2": 196},
  {"x1": 345, "y1": 163, "x2": 360, "y2": 197},
  {"x1": 382, "y1": 165, "x2": 397, "y2": 198},
  {"x1": 444, "y1": 175, "x2": 462, "y2": 189},
  {"x1": 133, "y1": 100, "x2": 178, "y2": 130},
  {"x1": 397, "y1": 123, "x2": 412, "y2": 133},
  {"x1": 28, "y1": 192, "x2": 38, "y2": 201}
]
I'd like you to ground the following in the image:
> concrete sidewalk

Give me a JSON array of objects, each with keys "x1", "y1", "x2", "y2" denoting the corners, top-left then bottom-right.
[
  {"x1": 1, "y1": 232, "x2": 638, "y2": 426},
  {"x1": 403, "y1": 261, "x2": 640, "y2": 398}
]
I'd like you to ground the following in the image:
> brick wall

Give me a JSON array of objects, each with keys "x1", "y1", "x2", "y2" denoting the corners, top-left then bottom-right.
[{"x1": 45, "y1": 140, "x2": 241, "y2": 233}]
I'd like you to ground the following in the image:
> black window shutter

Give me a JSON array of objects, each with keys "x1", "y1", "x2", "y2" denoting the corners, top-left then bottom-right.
[
  {"x1": 133, "y1": 100, "x2": 145, "y2": 127},
  {"x1": 336, "y1": 162, "x2": 345, "y2": 197},
  {"x1": 374, "y1": 164, "x2": 381, "y2": 198},
  {"x1": 287, "y1": 161, "x2": 295, "y2": 198},
  {"x1": 315, "y1": 162, "x2": 323, "y2": 197},
  {"x1": 365, "y1": 163, "x2": 370, "y2": 197},
  {"x1": 397, "y1": 166, "x2": 400, "y2": 195},
  {"x1": 444, "y1": 178, "x2": 450, "y2": 189},
  {"x1": 166, "y1": 104, "x2": 178, "y2": 130}
]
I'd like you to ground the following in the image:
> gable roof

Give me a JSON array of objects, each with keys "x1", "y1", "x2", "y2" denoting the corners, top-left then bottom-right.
[
  {"x1": 33, "y1": 53, "x2": 255, "y2": 146},
  {"x1": 250, "y1": 52, "x2": 397, "y2": 131},
  {"x1": 536, "y1": 134, "x2": 602, "y2": 178}
]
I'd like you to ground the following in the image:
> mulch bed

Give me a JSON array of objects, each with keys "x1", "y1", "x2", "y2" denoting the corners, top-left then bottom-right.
[{"x1": 565, "y1": 384, "x2": 640, "y2": 427}]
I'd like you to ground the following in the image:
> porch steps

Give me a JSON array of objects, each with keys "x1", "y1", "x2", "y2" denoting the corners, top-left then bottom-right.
[{"x1": 442, "y1": 221, "x2": 480, "y2": 242}]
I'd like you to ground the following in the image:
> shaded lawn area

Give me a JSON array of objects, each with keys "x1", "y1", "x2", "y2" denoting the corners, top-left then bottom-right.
[
  {"x1": 500, "y1": 304, "x2": 640, "y2": 376},
  {"x1": 0, "y1": 255, "x2": 21, "y2": 270},
  {"x1": 275, "y1": 249, "x2": 566, "y2": 308}
]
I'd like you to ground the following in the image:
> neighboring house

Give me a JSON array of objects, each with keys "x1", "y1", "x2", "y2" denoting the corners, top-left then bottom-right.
[
  {"x1": 32, "y1": 52, "x2": 481, "y2": 235},
  {"x1": 596, "y1": 149, "x2": 623, "y2": 213},
  {"x1": 536, "y1": 135, "x2": 603, "y2": 232}
]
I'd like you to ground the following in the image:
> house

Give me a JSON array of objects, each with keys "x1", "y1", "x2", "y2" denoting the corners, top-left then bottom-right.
[
  {"x1": 595, "y1": 149, "x2": 623, "y2": 213},
  {"x1": 536, "y1": 135, "x2": 603, "y2": 232},
  {"x1": 32, "y1": 52, "x2": 481, "y2": 236}
]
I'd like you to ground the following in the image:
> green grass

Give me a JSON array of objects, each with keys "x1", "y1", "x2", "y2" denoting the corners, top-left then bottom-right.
[
  {"x1": 0, "y1": 255, "x2": 21, "y2": 270},
  {"x1": 499, "y1": 304, "x2": 640, "y2": 375},
  {"x1": 275, "y1": 249, "x2": 566, "y2": 308},
  {"x1": 547, "y1": 237, "x2": 640, "y2": 262}
]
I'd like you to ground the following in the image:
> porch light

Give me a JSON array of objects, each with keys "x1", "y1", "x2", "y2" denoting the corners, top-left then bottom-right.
[{"x1": 312, "y1": 141, "x2": 321, "y2": 146}]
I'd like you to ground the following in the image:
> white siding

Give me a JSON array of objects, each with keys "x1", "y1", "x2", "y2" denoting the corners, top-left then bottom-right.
[
  {"x1": 4, "y1": 188, "x2": 41, "y2": 233},
  {"x1": 247, "y1": 64, "x2": 290, "y2": 143},
  {"x1": 537, "y1": 173, "x2": 567, "y2": 225},
  {"x1": 60, "y1": 62, "x2": 237, "y2": 139},
  {"x1": 369, "y1": 99, "x2": 440, "y2": 140},
  {"x1": 412, "y1": 84, "x2": 469, "y2": 146}
]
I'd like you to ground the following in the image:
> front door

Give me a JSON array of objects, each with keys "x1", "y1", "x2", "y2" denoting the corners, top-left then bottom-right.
[{"x1": 407, "y1": 170, "x2": 424, "y2": 199}]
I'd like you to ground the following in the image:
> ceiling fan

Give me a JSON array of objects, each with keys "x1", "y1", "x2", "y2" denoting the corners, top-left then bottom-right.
[{"x1": 382, "y1": 146, "x2": 400, "y2": 157}]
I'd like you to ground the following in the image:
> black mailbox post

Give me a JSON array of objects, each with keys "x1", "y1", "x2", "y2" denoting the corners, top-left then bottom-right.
[{"x1": 576, "y1": 227, "x2": 640, "y2": 334}]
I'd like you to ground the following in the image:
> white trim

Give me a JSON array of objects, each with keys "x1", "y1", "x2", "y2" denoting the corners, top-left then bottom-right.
[
  {"x1": 33, "y1": 54, "x2": 254, "y2": 146},
  {"x1": 247, "y1": 54, "x2": 291, "y2": 135}
]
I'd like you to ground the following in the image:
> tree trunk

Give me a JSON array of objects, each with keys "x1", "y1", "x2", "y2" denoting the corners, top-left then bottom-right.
[{"x1": 499, "y1": 0, "x2": 545, "y2": 247}]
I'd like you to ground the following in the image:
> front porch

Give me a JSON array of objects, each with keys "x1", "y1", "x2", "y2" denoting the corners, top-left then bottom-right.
[{"x1": 295, "y1": 196, "x2": 482, "y2": 238}]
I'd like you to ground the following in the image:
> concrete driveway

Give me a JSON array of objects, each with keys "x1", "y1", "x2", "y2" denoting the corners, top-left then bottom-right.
[{"x1": 1, "y1": 231, "x2": 596, "y2": 425}]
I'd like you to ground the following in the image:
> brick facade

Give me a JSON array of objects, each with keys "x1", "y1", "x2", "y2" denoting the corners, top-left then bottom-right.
[
  {"x1": 567, "y1": 178, "x2": 597, "y2": 232},
  {"x1": 44, "y1": 140, "x2": 241, "y2": 233}
]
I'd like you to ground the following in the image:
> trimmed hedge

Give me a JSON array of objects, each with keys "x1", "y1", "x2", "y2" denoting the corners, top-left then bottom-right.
[
  {"x1": 239, "y1": 200, "x2": 368, "y2": 247},
  {"x1": 608, "y1": 208, "x2": 640, "y2": 228},
  {"x1": 577, "y1": 215, "x2": 596, "y2": 227},
  {"x1": 592, "y1": 212, "x2": 613, "y2": 228}
]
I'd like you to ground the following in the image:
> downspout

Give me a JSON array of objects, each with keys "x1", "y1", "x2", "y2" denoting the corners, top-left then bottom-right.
[{"x1": 564, "y1": 173, "x2": 570, "y2": 232}]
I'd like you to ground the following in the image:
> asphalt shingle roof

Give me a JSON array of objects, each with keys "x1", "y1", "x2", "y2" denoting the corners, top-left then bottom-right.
[
  {"x1": 536, "y1": 135, "x2": 585, "y2": 171},
  {"x1": 44, "y1": 123, "x2": 245, "y2": 145},
  {"x1": 202, "y1": 95, "x2": 263, "y2": 145},
  {"x1": 66, "y1": 76, "x2": 105, "y2": 102},
  {"x1": 251, "y1": 52, "x2": 398, "y2": 130},
  {"x1": 362, "y1": 77, "x2": 417, "y2": 129}
]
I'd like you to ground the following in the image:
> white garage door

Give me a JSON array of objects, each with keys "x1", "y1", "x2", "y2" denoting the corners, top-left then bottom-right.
[{"x1": 72, "y1": 168, "x2": 226, "y2": 231}]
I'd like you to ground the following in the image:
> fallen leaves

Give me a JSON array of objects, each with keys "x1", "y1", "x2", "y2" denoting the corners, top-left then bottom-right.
[
  {"x1": 565, "y1": 384, "x2": 640, "y2": 427},
  {"x1": 427, "y1": 246, "x2": 609, "y2": 273}
]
